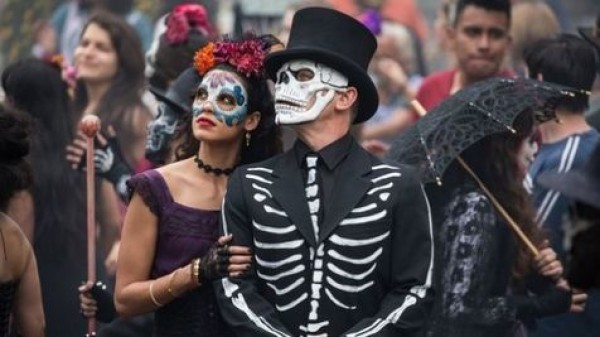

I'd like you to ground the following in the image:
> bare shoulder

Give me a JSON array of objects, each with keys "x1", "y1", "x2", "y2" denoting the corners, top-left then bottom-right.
[
  {"x1": 0, "y1": 213, "x2": 32, "y2": 277},
  {"x1": 156, "y1": 158, "x2": 197, "y2": 187}
]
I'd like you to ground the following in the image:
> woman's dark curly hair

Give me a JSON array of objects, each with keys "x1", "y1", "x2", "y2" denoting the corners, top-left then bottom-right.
[
  {"x1": 174, "y1": 34, "x2": 282, "y2": 164},
  {"x1": 0, "y1": 105, "x2": 32, "y2": 212}
]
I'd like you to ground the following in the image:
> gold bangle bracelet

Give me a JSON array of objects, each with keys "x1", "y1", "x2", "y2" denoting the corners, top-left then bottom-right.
[
  {"x1": 193, "y1": 258, "x2": 201, "y2": 285},
  {"x1": 149, "y1": 280, "x2": 163, "y2": 307},
  {"x1": 167, "y1": 270, "x2": 178, "y2": 298}
]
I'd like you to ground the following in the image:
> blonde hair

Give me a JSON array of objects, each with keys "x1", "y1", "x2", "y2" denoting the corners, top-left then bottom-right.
[{"x1": 510, "y1": 1, "x2": 560, "y2": 68}]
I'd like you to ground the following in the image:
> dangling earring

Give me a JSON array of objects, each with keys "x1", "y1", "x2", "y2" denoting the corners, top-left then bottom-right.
[{"x1": 245, "y1": 132, "x2": 251, "y2": 147}]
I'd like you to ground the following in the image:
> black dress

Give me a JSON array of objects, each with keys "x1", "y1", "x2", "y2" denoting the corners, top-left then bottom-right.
[
  {"x1": 425, "y1": 183, "x2": 570, "y2": 337},
  {"x1": 0, "y1": 281, "x2": 17, "y2": 337}
]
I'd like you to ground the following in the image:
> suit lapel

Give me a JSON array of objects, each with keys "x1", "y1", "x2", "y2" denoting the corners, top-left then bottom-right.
[
  {"x1": 318, "y1": 143, "x2": 372, "y2": 245},
  {"x1": 270, "y1": 151, "x2": 317, "y2": 247}
]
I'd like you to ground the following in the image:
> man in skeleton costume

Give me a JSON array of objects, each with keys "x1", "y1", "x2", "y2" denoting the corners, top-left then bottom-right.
[{"x1": 215, "y1": 7, "x2": 434, "y2": 337}]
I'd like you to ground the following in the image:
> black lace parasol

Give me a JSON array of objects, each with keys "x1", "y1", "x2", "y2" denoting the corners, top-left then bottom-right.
[{"x1": 387, "y1": 77, "x2": 578, "y2": 185}]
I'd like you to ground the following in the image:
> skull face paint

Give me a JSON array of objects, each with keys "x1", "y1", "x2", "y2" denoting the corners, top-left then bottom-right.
[
  {"x1": 192, "y1": 69, "x2": 248, "y2": 127},
  {"x1": 145, "y1": 101, "x2": 183, "y2": 164},
  {"x1": 274, "y1": 60, "x2": 348, "y2": 125}
]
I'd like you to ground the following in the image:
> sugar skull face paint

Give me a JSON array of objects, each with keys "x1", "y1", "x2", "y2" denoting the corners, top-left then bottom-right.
[
  {"x1": 274, "y1": 59, "x2": 348, "y2": 125},
  {"x1": 192, "y1": 69, "x2": 248, "y2": 127}
]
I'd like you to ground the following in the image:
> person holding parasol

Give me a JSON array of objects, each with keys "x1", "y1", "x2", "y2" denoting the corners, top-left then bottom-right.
[{"x1": 388, "y1": 77, "x2": 581, "y2": 337}]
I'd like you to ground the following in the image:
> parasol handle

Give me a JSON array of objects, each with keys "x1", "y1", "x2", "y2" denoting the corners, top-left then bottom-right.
[
  {"x1": 456, "y1": 156, "x2": 540, "y2": 256},
  {"x1": 80, "y1": 116, "x2": 101, "y2": 336}
]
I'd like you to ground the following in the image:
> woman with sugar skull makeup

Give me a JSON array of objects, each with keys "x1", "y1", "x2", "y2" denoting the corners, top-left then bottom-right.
[
  {"x1": 113, "y1": 35, "x2": 282, "y2": 337},
  {"x1": 215, "y1": 7, "x2": 434, "y2": 337}
]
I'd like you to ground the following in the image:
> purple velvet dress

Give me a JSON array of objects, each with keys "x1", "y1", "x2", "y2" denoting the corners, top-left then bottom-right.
[{"x1": 127, "y1": 170, "x2": 233, "y2": 337}]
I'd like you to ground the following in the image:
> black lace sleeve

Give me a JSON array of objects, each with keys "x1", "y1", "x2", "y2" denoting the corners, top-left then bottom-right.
[
  {"x1": 126, "y1": 172, "x2": 160, "y2": 216},
  {"x1": 436, "y1": 190, "x2": 517, "y2": 326}
]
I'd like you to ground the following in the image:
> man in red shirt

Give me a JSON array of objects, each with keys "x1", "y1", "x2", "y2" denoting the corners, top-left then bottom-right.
[{"x1": 416, "y1": 0, "x2": 513, "y2": 111}]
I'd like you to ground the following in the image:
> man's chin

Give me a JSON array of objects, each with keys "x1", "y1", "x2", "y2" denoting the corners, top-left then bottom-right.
[{"x1": 465, "y1": 65, "x2": 500, "y2": 81}]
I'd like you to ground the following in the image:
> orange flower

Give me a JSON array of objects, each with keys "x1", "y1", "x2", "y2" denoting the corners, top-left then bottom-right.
[{"x1": 194, "y1": 43, "x2": 216, "y2": 75}]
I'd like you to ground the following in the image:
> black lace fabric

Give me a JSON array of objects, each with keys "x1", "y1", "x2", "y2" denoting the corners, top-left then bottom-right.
[
  {"x1": 0, "y1": 281, "x2": 17, "y2": 337},
  {"x1": 426, "y1": 185, "x2": 520, "y2": 337}
]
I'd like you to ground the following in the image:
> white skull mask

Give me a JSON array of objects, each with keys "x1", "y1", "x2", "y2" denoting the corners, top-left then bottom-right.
[{"x1": 274, "y1": 60, "x2": 349, "y2": 125}]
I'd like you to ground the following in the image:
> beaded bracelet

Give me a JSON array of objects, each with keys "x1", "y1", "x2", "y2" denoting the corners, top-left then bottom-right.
[{"x1": 149, "y1": 280, "x2": 163, "y2": 307}]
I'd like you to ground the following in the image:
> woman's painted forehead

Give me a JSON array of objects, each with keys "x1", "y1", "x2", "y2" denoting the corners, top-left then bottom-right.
[{"x1": 201, "y1": 69, "x2": 247, "y2": 93}]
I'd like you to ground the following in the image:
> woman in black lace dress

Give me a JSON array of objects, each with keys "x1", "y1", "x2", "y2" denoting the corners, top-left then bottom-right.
[
  {"x1": 424, "y1": 110, "x2": 572, "y2": 337},
  {"x1": 0, "y1": 106, "x2": 44, "y2": 337}
]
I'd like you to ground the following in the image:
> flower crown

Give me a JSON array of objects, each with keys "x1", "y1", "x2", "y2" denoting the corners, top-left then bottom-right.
[
  {"x1": 193, "y1": 38, "x2": 266, "y2": 78},
  {"x1": 165, "y1": 4, "x2": 214, "y2": 45}
]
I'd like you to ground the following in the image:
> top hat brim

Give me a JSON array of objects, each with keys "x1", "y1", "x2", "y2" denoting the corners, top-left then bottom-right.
[
  {"x1": 265, "y1": 48, "x2": 378, "y2": 124},
  {"x1": 537, "y1": 170, "x2": 600, "y2": 209},
  {"x1": 148, "y1": 86, "x2": 190, "y2": 114},
  {"x1": 578, "y1": 27, "x2": 600, "y2": 55}
]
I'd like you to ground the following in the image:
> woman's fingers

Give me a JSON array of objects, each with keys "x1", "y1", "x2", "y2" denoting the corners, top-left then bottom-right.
[
  {"x1": 229, "y1": 255, "x2": 252, "y2": 264},
  {"x1": 540, "y1": 260, "x2": 563, "y2": 278},
  {"x1": 217, "y1": 234, "x2": 233, "y2": 246},
  {"x1": 570, "y1": 292, "x2": 588, "y2": 313},
  {"x1": 228, "y1": 245, "x2": 252, "y2": 255},
  {"x1": 96, "y1": 132, "x2": 107, "y2": 147}
]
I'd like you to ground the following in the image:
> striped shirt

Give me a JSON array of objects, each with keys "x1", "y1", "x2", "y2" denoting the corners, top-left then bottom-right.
[{"x1": 527, "y1": 129, "x2": 600, "y2": 260}]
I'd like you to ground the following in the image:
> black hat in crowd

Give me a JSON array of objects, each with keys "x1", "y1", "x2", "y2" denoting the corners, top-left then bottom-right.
[
  {"x1": 149, "y1": 67, "x2": 201, "y2": 113},
  {"x1": 265, "y1": 7, "x2": 378, "y2": 124},
  {"x1": 538, "y1": 143, "x2": 600, "y2": 209}
]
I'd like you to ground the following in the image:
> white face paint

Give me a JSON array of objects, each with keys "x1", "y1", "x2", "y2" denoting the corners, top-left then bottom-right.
[
  {"x1": 517, "y1": 133, "x2": 539, "y2": 178},
  {"x1": 274, "y1": 60, "x2": 349, "y2": 125}
]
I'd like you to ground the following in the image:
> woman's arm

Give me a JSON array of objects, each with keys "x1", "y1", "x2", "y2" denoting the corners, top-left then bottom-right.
[
  {"x1": 6, "y1": 190, "x2": 35, "y2": 243},
  {"x1": 437, "y1": 191, "x2": 517, "y2": 326},
  {"x1": 114, "y1": 192, "x2": 198, "y2": 317},
  {"x1": 13, "y1": 243, "x2": 45, "y2": 337}
]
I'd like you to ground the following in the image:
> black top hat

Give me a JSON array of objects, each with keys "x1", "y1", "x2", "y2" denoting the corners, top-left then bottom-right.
[
  {"x1": 265, "y1": 7, "x2": 378, "y2": 124},
  {"x1": 538, "y1": 143, "x2": 600, "y2": 209},
  {"x1": 149, "y1": 67, "x2": 201, "y2": 113}
]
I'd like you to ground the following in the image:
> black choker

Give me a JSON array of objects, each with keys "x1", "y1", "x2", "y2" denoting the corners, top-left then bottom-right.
[{"x1": 194, "y1": 155, "x2": 235, "y2": 176}]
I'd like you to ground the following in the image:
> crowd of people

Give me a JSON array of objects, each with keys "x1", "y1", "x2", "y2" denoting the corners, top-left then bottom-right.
[{"x1": 0, "y1": 0, "x2": 599, "y2": 337}]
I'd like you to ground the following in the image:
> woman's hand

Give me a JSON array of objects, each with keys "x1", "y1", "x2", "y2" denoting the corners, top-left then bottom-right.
[
  {"x1": 78, "y1": 281, "x2": 97, "y2": 319},
  {"x1": 556, "y1": 279, "x2": 588, "y2": 313},
  {"x1": 220, "y1": 234, "x2": 253, "y2": 278},
  {"x1": 199, "y1": 234, "x2": 252, "y2": 281},
  {"x1": 534, "y1": 241, "x2": 563, "y2": 281},
  {"x1": 65, "y1": 127, "x2": 133, "y2": 200},
  {"x1": 78, "y1": 281, "x2": 117, "y2": 322}
]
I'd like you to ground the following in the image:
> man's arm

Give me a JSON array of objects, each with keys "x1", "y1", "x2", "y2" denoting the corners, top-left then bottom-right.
[
  {"x1": 214, "y1": 169, "x2": 293, "y2": 337},
  {"x1": 343, "y1": 168, "x2": 434, "y2": 337}
]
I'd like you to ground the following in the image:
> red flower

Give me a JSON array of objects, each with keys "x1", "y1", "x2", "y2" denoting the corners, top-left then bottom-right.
[
  {"x1": 194, "y1": 38, "x2": 266, "y2": 77},
  {"x1": 165, "y1": 12, "x2": 190, "y2": 44},
  {"x1": 171, "y1": 4, "x2": 214, "y2": 38}
]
